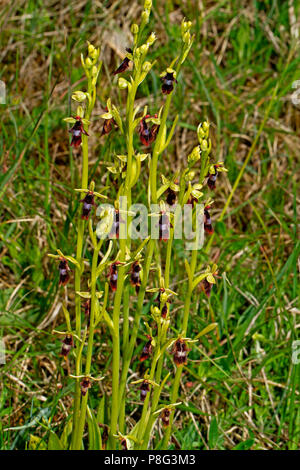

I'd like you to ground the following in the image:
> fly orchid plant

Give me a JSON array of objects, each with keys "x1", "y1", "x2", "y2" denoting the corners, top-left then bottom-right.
[{"x1": 47, "y1": 0, "x2": 227, "y2": 450}]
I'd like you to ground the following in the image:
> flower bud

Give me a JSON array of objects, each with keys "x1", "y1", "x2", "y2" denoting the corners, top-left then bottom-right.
[
  {"x1": 90, "y1": 48, "x2": 98, "y2": 60},
  {"x1": 144, "y1": 0, "x2": 152, "y2": 9},
  {"x1": 181, "y1": 19, "x2": 192, "y2": 35},
  {"x1": 141, "y1": 10, "x2": 150, "y2": 23},
  {"x1": 147, "y1": 32, "x2": 156, "y2": 45},
  {"x1": 91, "y1": 65, "x2": 98, "y2": 77},
  {"x1": 85, "y1": 57, "x2": 92, "y2": 68},
  {"x1": 142, "y1": 61, "x2": 152, "y2": 73},
  {"x1": 96, "y1": 207, "x2": 114, "y2": 238},
  {"x1": 202, "y1": 121, "x2": 209, "y2": 132},
  {"x1": 188, "y1": 146, "x2": 201, "y2": 164},
  {"x1": 183, "y1": 31, "x2": 191, "y2": 44},
  {"x1": 197, "y1": 122, "x2": 209, "y2": 142},
  {"x1": 185, "y1": 170, "x2": 195, "y2": 181},
  {"x1": 152, "y1": 306, "x2": 160, "y2": 316},
  {"x1": 72, "y1": 91, "x2": 87, "y2": 102},
  {"x1": 88, "y1": 43, "x2": 96, "y2": 56},
  {"x1": 131, "y1": 23, "x2": 139, "y2": 34},
  {"x1": 139, "y1": 44, "x2": 148, "y2": 55},
  {"x1": 118, "y1": 78, "x2": 128, "y2": 89},
  {"x1": 200, "y1": 139, "x2": 208, "y2": 151},
  {"x1": 197, "y1": 126, "x2": 205, "y2": 139}
]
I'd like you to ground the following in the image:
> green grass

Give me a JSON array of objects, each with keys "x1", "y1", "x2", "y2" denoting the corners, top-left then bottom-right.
[{"x1": 0, "y1": 0, "x2": 299, "y2": 450}]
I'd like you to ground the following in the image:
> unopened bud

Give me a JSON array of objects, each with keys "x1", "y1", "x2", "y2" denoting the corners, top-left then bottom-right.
[
  {"x1": 85, "y1": 57, "x2": 92, "y2": 68},
  {"x1": 142, "y1": 61, "x2": 152, "y2": 73},
  {"x1": 88, "y1": 43, "x2": 96, "y2": 56},
  {"x1": 181, "y1": 19, "x2": 192, "y2": 35},
  {"x1": 131, "y1": 23, "x2": 139, "y2": 34},
  {"x1": 197, "y1": 122, "x2": 207, "y2": 141},
  {"x1": 147, "y1": 32, "x2": 156, "y2": 45},
  {"x1": 152, "y1": 306, "x2": 160, "y2": 316},
  {"x1": 188, "y1": 146, "x2": 201, "y2": 164},
  {"x1": 90, "y1": 48, "x2": 98, "y2": 60},
  {"x1": 186, "y1": 170, "x2": 195, "y2": 181},
  {"x1": 183, "y1": 21, "x2": 192, "y2": 33},
  {"x1": 200, "y1": 139, "x2": 208, "y2": 151},
  {"x1": 183, "y1": 31, "x2": 191, "y2": 44},
  {"x1": 140, "y1": 44, "x2": 148, "y2": 55},
  {"x1": 72, "y1": 91, "x2": 87, "y2": 102},
  {"x1": 202, "y1": 121, "x2": 209, "y2": 132},
  {"x1": 141, "y1": 10, "x2": 150, "y2": 23},
  {"x1": 91, "y1": 65, "x2": 97, "y2": 77},
  {"x1": 118, "y1": 78, "x2": 128, "y2": 89},
  {"x1": 144, "y1": 0, "x2": 152, "y2": 9}
]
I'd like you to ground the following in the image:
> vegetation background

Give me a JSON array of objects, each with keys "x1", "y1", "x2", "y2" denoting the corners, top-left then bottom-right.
[{"x1": 0, "y1": 0, "x2": 299, "y2": 450}]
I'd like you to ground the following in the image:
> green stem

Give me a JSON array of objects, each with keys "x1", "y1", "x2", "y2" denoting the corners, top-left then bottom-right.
[
  {"x1": 71, "y1": 134, "x2": 88, "y2": 448},
  {"x1": 116, "y1": 70, "x2": 182, "y2": 444},
  {"x1": 160, "y1": 143, "x2": 209, "y2": 448},
  {"x1": 120, "y1": 286, "x2": 130, "y2": 434},
  {"x1": 150, "y1": 94, "x2": 173, "y2": 204},
  {"x1": 137, "y1": 350, "x2": 159, "y2": 444},
  {"x1": 162, "y1": 248, "x2": 197, "y2": 448},
  {"x1": 71, "y1": 69, "x2": 98, "y2": 448},
  {"x1": 109, "y1": 81, "x2": 137, "y2": 448},
  {"x1": 73, "y1": 244, "x2": 100, "y2": 449},
  {"x1": 117, "y1": 240, "x2": 154, "y2": 417},
  {"x1": 140, "y1": 225, "x2": 175, "y2": 449},
  {"x1": 109, "y1": 259, "x2": 125, "y2": 448}
]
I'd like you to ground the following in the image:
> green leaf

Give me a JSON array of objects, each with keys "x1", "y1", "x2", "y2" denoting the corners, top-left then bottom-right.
[
  {"x1": 87, "y1": 406, "x2": 102, "y2": 450},
  {"x1": 103, "y1": 310, "x2": 114, "y2": 335},
  {"x1": 233, "y1": 436, "x2": 254, "y2": 450},
  {"x1": 48, "y1": 431, "x2": 63, "y2": 450},
  {"x1": 61, "y1": 304, "x2": 71, "y2": 332},
  {"x1": 192, "y1": 273, "x2": 206, "y2": 291},
  {"x1": 60, "y1": 419, "x2": 73, "y2": 450},
  {"x1": 208, "y1": 417, "x2": 218, "y2": 449},
  {"x1": 96, "y1": 395, "x2": 106, "y2": 425},
  {"x1": 195, "y1": 322, "x2": 218, "y2": 339}
]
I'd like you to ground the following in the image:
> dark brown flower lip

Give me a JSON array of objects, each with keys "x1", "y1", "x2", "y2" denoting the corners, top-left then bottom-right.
[
  {"x1": 161, "y1": 71, "x2": 177, "y2": 95},
  {"x1": 171, "y1": 338, "x2": 190, "y2": 366},
  {"x1": 139, "y1": 335, "x2": 153, "y2": 362},
  {"x1": 139, "y1": 380, "x2": 150, "y2": 401},
  {"x1": 138, "y1": 114, "x2": 159, "y2": 146},
  {"x1": 204, "y1": 206, "x2": 214, "y2": 234},
  {"x1": 60, "y1": 334, "x2": 74, "y2": 357},
  {"x1": 108, "y1": 261, "x2": 123, "y2": 291},
  {"x1": 80, "y1": 191, "x2": 96, "y2": 220},
  {"x1": 58, "y1": 258, "x2": 70, "y2": 286},
  {"x1": 69, "y1": 116, "x2": 89, "y2": 148},
  {"x1": 130, "y1": 261, "x2": 141, "y2": 293},
  {"x1": 113, "y1": 51, "x2": 132, "y2": 76},
  {"x1": 80, "y1": 377, "x2": 92, "y2": 396}
]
